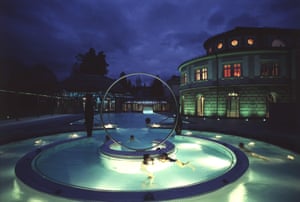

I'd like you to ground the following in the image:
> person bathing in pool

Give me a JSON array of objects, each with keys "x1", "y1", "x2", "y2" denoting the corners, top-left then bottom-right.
[
  {"x1": 158, "y1": 152, "x2": 195, "y2": 171},
  {"x1": 141, "y1": 154, "x2": 155, "y2": 184},
  {"x1": 238, "y1": 142, "x2": 269, "y2": 161}
]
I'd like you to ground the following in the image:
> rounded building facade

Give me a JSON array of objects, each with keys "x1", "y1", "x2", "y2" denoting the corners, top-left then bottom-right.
[{"x1": 178, "y1": 27, "x2": 299, "y2": 121}]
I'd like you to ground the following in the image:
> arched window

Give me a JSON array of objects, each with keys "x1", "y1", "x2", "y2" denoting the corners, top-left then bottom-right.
[
  {"x1": 247, "y1": 38, "x2": 255, "y2": 46},
  {"x1": 272, "y1": 39, "x2": 286, "y2": 47},
  {"x1": 196, "y1": 95, "x2": 205, "y2": 116},
  {"x1": 266, "y1": 92, "x2": 277, "y2": 118},
  {"x1": 217, "y1": 42, "x2": 223, "y2": 49},
  {"x1": 181, "y1": 72, "x2": 187, "y2": 84},
  {"x1": 226, "y1": 92, "x2": 239, "y2": 118},
  {"x1": 231, "y1": 39, "x2": 239, "y2": 47}
]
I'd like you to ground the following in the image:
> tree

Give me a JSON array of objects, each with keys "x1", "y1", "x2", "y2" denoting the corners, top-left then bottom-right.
[
  {"x1": 119, "y1": 72, "x2": 132, "y2": 92},
  {"x1": 150, "y1": 75, "x2": 164, "y2": 98},
  {"x1": 76, "y1": 48, "x2": 109, "y2": 75},
  {"x1": 27, "y1": 64, "x2": 59, "y2": 93}
]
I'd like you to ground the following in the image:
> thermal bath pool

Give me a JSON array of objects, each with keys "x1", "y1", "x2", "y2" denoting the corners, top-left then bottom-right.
[
  {"x1": 0, "y1": 114, "x2": 299, "y2": 201},
  {"x1": 14, "y1": 131, "x2": 247, "y2": 201}
]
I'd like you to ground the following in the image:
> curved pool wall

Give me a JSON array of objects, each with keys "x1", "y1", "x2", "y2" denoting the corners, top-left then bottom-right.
[{"x1": 15, "y1": 133, "x2": 249, "y2": 202}]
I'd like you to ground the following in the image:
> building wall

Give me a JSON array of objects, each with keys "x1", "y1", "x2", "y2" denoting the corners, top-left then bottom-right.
[{"x1": 178, "y1": 27, "x2": 299, "y2": 120}]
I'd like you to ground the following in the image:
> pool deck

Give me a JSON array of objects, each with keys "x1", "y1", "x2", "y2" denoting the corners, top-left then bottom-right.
[{"x1": 0, "y1": 113, "x2": 299, "y2": 153}]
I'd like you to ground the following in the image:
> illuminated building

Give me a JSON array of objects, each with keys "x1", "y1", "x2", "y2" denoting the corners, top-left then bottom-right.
[{"x1": 178, "y1": 27, "x2": 299, "y2": 125}]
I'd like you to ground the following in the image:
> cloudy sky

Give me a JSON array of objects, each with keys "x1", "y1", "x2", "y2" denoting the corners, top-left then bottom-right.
[{"x1": 1, "y1": 0, "x2": 300, "y2": 81}]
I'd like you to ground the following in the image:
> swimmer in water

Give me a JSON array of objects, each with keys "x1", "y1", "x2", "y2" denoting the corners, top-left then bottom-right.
[
  {"x1": 141, "y1": 154, "x2": 155, "y2": 184},
  {"x1": 238, "y1": 142, "x2": 269, "y2": 161},
  {"x1": 158, "y1": 152, "x2": 195, "y2": 171}
]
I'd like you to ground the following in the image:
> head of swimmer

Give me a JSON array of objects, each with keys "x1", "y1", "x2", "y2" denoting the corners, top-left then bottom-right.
[{"x1": 143, "y1": 154, "x2": 154, "y2": 165}]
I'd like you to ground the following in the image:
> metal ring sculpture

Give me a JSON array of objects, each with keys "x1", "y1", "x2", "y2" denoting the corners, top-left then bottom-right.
[{"x1": 100, "y1": 72, "x2": 179, "y2": 151}]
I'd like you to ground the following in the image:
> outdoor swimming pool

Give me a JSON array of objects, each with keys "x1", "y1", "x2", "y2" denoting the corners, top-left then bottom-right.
[{"x1": 0, "y1": 113, "x2": 299, "y2": 201}]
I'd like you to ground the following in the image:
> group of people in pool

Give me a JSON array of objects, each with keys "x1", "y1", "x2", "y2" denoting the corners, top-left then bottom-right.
[{"x1": 141, "y1": 151, "x2": 195, "y2": 184}]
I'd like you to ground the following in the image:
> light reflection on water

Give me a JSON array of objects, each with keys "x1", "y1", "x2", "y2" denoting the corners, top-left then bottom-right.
[
  {"x1": 0, "y1": 112, "x2": 300, "y2": 201},
  {"x1": 33, "y1": 132, "x2": 236, "y2": 191}
]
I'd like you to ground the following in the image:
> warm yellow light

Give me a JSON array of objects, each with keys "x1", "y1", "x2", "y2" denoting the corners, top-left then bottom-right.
[
  {"x1": 34, "y1": 139, "x2": 47, "y2": 146},
  {"x1": 228, "y1": 92, "x2": 238, "y2": 96},
  {"x1": 217, "y1": 42, "x2": 223, "y2": 49},
  {"x1": 105, "y1": 123, "x2": 113, "y2": 128},
  {"x1": 248, "y1": 38, "x2": 254, "y2": 45},
  {"x1": 287, "y1": 155, "x2": 295, "y2": 160},
  {"x1": 231, "y1": 39, "x2": 238, "y2": 46},
  {"x1": 229, "y1": 183, "x2": 247, "y2": 202},
  {"x1": 248, "y1": 142, "x2": 255, "y2": 146},
  {"x1": 184, "y1": 131, "x2": 193, "y2": 135},
  {"x1": 151, "y1": 123, "x2": 161, "y2": 128},
  {"x1": 69, "y1": 133, "x2": 79, "y2": 138},
  {"x1": 176, "y1": 143, "x2": 202, "y2": 150}
]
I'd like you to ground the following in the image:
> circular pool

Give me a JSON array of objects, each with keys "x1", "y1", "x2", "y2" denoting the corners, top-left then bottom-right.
[{"x1": 15, "y1": 130, "x2": 248, "y2": 202}]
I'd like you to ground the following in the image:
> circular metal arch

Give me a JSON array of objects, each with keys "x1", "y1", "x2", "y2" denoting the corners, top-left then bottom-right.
[{"x1": 99, "y1": 72, "x2": 179, "y2": 151}]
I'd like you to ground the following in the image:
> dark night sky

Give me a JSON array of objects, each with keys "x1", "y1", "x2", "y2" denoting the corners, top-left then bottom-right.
[{"x1": 1, "y1": 0, "x2": 300, "y2": 81}]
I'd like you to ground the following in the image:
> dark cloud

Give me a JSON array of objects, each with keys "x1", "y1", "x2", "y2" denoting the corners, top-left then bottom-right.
[
  {"x1": 207, "y1": 13, "x2": 225, "y2": 28},
  {"x1": 261, "y1": 0, "x2": 300, "y2": 28},
  {"x1": 226, "y1": 14, "x2": 260, "y2": 30},
  {"x1": 1, "y1": 0, "x2": 300, "y2": 81}
]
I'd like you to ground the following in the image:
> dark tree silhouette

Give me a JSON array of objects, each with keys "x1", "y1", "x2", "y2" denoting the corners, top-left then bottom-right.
[
  {"x1": 0, "y1": 59, "x2": 58, "y2": 93},
  {"x1": 150, "y1": 75, "x2": 164, "y2": 98},
  {"x1": 119, "y1": 72, "x2": 132, "y2": 92},
  {"x1": 76, "y1": 48, "x2": 109, "y2": 75},
  {"x1": 27, "y1": 64, "x2": 59, "y2": 93}
]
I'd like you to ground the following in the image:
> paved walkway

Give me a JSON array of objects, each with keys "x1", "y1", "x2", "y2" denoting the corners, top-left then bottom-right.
[
  {"x1": 0, "y1": 113, "x2": 299, "y2": 153},
  {"x1": 184, "y1": 116, "x2": 299, "y2": 153},
  {"x1": 0, "y1": 114, "x2": 84, "y2": 145}
]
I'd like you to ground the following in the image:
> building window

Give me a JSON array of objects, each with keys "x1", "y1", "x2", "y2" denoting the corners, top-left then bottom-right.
[
  {"x1": 224, "y1": 64, "x2": 231, "y2": 78},
  {"x1": 247, "y1": 38, "x2": 255, "y2": 46},
  {"x1": 272, "y1": 39, "x2": 286, "y2": 47},
  {"x1": 202, "y1": 68, "x2": 208, "y2": 80},
  {"x1": 227, "y1": 92, "x2": 239, "y2": 118},
  {"x1": 195, "y1": 69, "x2": 201, "y2": 81},
  {"x1": 233, "y1": 63, "x2": 241, "y2": 77},
  {"x1": 194, "y1": 67, "x2": 208, "y2": 81},
  {"x1": 223, "y1": 63, "x2": 242, "y2": 78},
  {"x1": 181, "y1": 72, "x2": 187, "y2": 84},
  {"x1": 261, "y1": 63, "x2": 280, "y2": 77},
  {"x1": 217, "y1": 42, "x2": 223, "y2": 49},
  {"x1": 231, "y1": 39, "x2": 239, "y2": 47}
]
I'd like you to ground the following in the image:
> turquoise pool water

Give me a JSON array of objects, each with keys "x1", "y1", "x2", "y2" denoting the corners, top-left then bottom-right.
[
  {"x1": 0, "y1": 113, "x2": 299, "y2": 201},
  {"x1": 31, "y1": 133, "x2": 237, "y2": 191}
]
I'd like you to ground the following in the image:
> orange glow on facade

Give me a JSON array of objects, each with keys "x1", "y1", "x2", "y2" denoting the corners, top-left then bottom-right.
[
  {"x1": 217, "y1": 42, "x2": 223, "y2": 49},
  {"x1": 231, "y1": 39, "x2": 238, "y2": 46},
  {"x1": 247, "y1": 38, "x2": 254, "y2": 45}
]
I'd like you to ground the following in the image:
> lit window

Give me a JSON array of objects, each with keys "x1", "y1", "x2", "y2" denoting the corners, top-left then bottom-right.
[
  {"x1": 233, "y1": 64, "x2": 241, "y2": 77},
  {"x1": 217, "y1": 42, "x2": 223, "y2": 49},
  {"x1": 231, "y1": 39, "x2": 239, "y2": 47},
  {"x1": 195, "y1": 69, "x2": 201, "y2": 81},
  {"x1": 223, "y1": 63, "x2": 242, "y2": 78},
  {"x1": 223, "y1": 64, "x2": 231, "y2": 77},
  {"x1": 202, "y1": 68, "x2": 208, "y2": 80},
  {"x1": 247, "y1": 38, "x2": 254, "y2": 45},
  {"x1": 195, "y1": 68, "x2": 208, "y2": 81}
]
